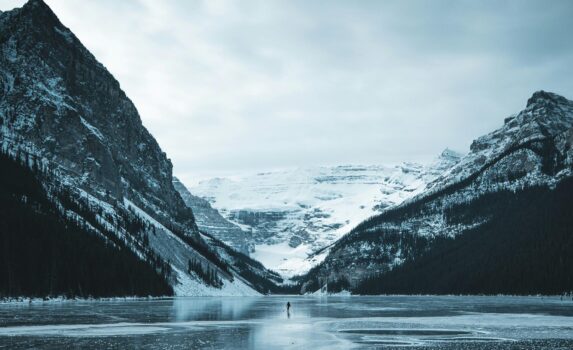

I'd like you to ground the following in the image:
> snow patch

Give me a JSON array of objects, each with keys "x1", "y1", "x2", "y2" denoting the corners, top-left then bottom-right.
[
  {"x1": 173, "y1": 267, "x2": 259, "y2": 297},
  {"x1": 80, "y1": 117, "x2": 104, "y2": 141},
  {"x1": 54, "y1": 26, "x2": 73, "y2": 43}
]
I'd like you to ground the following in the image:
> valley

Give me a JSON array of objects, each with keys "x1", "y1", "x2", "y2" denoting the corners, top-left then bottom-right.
[{"x1": 0, "y1": 0, "x2": 571, "y2": 300}]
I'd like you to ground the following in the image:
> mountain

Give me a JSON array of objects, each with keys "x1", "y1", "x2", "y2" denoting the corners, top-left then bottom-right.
[
  {"x1": 425, "y1": 90, "x2": 573, "y2": 194},
  {"x1": 0, "y1": 0, "x2": 279, "y2": 297},
  {"x1": 173, "y1": 177, "x2": 252, "y2": 254},
  {"x1": 298, "y1": 91, "x2": 573, "y2": 294},
  {"x1": 189, "y1": 152, "x2": 461, "y2": 277},
  {"x1": 0, "y1": 0, "x2": 194, "y2": 232}
]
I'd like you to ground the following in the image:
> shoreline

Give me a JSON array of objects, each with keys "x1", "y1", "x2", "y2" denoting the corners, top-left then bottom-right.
[{"x1": 1, "y1": 293, "x2": 571, "y2": 304}]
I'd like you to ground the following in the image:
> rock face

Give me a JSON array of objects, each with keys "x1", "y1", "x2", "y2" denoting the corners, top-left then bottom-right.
[
  {"x1": 301, "y1": 91, "x2": 573, "y2": 291},
  {"x1": 189, "y1": 153, "x2": 461, "y2": 277},
  {"x1": 173, "y1": 177, "x2": 253, "y2": 254},
  {"x1": 425, "y1": 90, "x2": 573, "y2": 193},
  {"x1": 0, "y1": 0, "x2": 195, "y2": 232}
]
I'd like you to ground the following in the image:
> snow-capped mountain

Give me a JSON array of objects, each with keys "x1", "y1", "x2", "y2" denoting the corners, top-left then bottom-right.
[
  {"x1": 0, "y1": 0, "x2": 278, "y2": 296},
  {"x1": 189, "y1": 151, "x2": 461, "y2": 277},
  {"x1": 299, "y1": 90, "x2": 573, "y2": 292}
]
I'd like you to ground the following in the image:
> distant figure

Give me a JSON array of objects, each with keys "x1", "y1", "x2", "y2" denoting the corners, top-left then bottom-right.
[{"x1": 286, "y1": 301, "x2": 291, "y2": 318}]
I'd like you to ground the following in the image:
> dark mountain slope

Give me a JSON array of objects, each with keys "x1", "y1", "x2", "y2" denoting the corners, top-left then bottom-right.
[
  {"x1": 0, "y1": 151, "x2": 173, "y2": 298},
  {"x1": 356, "y1": 177, "x2": 573, "y2": 295}
]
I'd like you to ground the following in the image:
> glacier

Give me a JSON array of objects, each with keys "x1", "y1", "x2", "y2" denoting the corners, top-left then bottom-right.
[{"x1": 187, "y1": 151, "x2": 461, "y2": 277}]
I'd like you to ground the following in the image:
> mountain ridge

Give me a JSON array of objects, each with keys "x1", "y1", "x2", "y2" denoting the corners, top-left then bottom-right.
[
  {"x1": 0, "y1": 0, "x2": 192, "y2": 229},
  {"x1": 296, "y1": 90, "x2": 573, "y2": 293}
]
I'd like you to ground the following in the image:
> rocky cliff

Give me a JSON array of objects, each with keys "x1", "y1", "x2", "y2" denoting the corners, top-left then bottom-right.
[{"x1": 173, "y1": 177, "x2": 253, "y2": 254}]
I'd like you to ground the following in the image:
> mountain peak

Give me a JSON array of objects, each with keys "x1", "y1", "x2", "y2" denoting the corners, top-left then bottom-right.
[
  {"x1": 17, "y1": 0, "x2": 61, "y2": 28},
  {"x1": 22, "y1": 0, "x2": 51, "y2": 13},
  {"x1": 25, "y1": 0, "x2": 47, "y2": 6},
  {"x1": 526, "y1": 90, "x2": 570, "y2": 108}
]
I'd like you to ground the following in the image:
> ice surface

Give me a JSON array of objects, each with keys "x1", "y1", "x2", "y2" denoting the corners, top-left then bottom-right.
[{"x1": 0, "y1": 296, "x2": 571, "y2": 349}]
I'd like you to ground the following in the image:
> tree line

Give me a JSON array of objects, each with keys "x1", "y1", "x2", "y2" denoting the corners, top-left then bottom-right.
[
  {"x1": 355, "y1": 176, "x2": 573, "y2": 295},
  {"x1": 0, "y1": 150, "x2": 173, "y2": 298}
]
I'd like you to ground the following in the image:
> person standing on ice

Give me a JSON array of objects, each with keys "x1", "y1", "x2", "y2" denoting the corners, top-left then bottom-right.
[{"x1": 286, "y1": 301, "x2": 291, "y2": 318}]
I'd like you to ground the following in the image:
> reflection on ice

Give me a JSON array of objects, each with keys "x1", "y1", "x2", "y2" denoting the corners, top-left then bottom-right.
[
  {"x1": 336, "y1": 327, "x2": 515, "y2": 347},
  {"x1": 339, "y1": 329, "x2": 475, "y2": 336},
  {"x1": 0, "y1": 323, "x2": 172, "y2": 337},
  {"x1": 171, "y1": 297, "x2": 258, "y2": 322},
  {"x1": 0, "y1": 296, "x2": 572, "y2": 349}
]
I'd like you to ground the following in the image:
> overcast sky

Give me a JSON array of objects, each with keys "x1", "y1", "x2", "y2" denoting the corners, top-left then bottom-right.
[{"x1": 4, "y1": 0, "x2": 573, "y2": 184}]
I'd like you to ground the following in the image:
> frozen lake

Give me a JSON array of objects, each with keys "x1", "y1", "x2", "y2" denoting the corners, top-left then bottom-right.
[{"x1": 0, "y1": 296, "x2": 572, "y2": 349}]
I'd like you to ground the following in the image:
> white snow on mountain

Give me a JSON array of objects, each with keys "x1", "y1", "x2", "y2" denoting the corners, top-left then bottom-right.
[{"x1": 188, "y1": 151, "x2": 461, "y2": 277}]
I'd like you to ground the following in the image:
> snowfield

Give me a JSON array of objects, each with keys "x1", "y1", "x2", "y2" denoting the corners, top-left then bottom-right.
[{"x1": 187, "y1": 152, "x2": 461, "y2": 276}]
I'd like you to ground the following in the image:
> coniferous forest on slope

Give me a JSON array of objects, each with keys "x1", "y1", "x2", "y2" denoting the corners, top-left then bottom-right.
[
  {"x1": 355, "y1": 176, "x2": 573, "y2": 295},
  {"x1": 0, "y1": 152, "x2": 173, "y2": 298}
]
